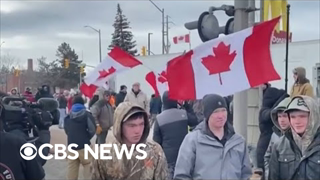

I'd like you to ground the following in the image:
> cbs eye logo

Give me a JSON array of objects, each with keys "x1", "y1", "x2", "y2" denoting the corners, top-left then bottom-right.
[{"x1": 20, "y1": 143, "x2": 38, "y2": 160}]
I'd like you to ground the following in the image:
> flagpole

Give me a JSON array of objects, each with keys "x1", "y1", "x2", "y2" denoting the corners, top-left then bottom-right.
[
  {"x1": 284, "y1": 4, "x2": 290, "y2": 93},
  {"x1": 189, "y1": 31, "x2": 191, "y2": 50}
]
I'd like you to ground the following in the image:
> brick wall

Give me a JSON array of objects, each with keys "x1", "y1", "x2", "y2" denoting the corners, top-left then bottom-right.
[{"x1": 0, "y1": 59, "x2": 39, "y2": 94}]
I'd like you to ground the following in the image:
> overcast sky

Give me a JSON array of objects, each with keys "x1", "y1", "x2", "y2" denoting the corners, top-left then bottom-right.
[{"x1": 0, "y1": 0, "x2": 319, "y2": 70}]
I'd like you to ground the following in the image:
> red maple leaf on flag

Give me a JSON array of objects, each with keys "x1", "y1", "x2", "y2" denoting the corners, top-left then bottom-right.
[
  {"x1": 98, "y1": 66, "x2": 116, "y2": 79},
  {"x1": 157, "y1": 71, "x2": 168, "y2": 83},
  {"x1": 201, "y1": 42, "x2": 237, "y2": 85}
]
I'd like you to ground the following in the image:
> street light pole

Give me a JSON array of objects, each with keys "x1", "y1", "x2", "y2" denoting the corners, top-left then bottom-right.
[
  {"x1": 84, "y1": 26, "x2": 102, "y2": 63},
  {"x1": 162, "y1": 8, "x2": 165, "y2": 54},
  {"x1": 98, "y1": 29, "x2": 102, "y2": 63},
  {"x1": 148, "y1": 0, "x2": 165, "y2": 54},
  {"x1": 148, "y1": 33, "x2": 153, "y2": 55}
]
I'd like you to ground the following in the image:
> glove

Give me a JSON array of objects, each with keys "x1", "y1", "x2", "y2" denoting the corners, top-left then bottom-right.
[{"x1": 96, "y1": 125, "x2": 102, "y2": 135}]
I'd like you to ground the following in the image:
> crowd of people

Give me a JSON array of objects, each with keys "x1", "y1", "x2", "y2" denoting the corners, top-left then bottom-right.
[
  {"x1": 1, "y1": 65, "x2": 319, "y2": 180},
  {"x1": 56, "y1": 66, "x2": 319, "y2": 180}
]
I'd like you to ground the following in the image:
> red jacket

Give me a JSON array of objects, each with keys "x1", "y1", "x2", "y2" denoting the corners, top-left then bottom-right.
[
  {"x1": 67, "y1": 97, "x2": 73, "y2": 112},
  {"x1": 23, "y1": 91, "x2": 35, "y2": 102}
]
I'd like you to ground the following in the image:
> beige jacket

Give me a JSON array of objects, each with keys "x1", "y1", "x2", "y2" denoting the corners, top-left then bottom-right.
[
  {"x1": 91, "y1": 102, "x2": 168, "y2": 180},
  {"x1": 290, "y1": 83, "x2": 314, "y2": 98},
  {"x1": 124, "y1": 90, "x2": 150, "y2": 113},
  {"x1": 290, "y1": 67, "x2": 314, "y2": 98}
]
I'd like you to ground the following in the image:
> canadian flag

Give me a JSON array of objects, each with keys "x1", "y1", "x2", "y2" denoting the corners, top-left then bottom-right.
[
  {"x1": 80, "y1": 47, "x2": 142, "y2": 98},
  {"x1": 173, "y1": 34, "x2": 190, "y2": 44},
  {"x1": 145, "y1": 66, "x2": 168, "y2": 97},
  {"x1": 166, "y1": 17, "x2": 281, "y2": 100}
]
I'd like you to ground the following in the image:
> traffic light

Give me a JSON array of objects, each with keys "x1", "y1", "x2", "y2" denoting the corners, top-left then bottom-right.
[
  {"x1": 80, "y1": 65, "x2": 85, "y2": 74},
  {"x1": 184, "y1": 5, "x2": 236, "y2": 42},
  {"x1": 64, "y1": 58, "x2": 70, "y2": 69},
  {"x1": 141, "y1": 46, "x2": 147, "y2": 56}
]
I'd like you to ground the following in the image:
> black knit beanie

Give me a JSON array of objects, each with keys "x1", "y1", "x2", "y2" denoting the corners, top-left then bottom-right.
[{"x1": 202, "y1": 94, "x2": 228, "y2": 121}]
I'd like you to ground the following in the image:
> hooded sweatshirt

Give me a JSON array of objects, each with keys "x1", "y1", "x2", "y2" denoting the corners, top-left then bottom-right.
[
  {"x1": 257, "y1": 87, "x2": 288, "y2": 169},
  {"x1": 264, "y1": 97, "x2": 291, "y2": 179},
  {"x1": 174, "y1": 94, "x2": 252, "y2": 180},
  {"x1": 91, "y1": 102, "x2": 168, "y2": 180},
  {"x1": 268, "y1": 95, "x2": 320, "y2": 180},
  {"x1": 290, "y1": 67, "x2": 314, "y2": 98}
]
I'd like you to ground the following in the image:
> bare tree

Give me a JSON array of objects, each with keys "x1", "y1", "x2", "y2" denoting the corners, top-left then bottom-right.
[{"x1": 0, "y1": 53, "x2": 20, "y2": 74}]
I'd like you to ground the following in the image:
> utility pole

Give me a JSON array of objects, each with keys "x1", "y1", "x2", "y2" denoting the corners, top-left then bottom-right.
[
  {"x1": 162, "y1": 8, "x2": 165, "y2": 54},
  {"x1": 233, "y1": 0, "x2": 249, "y2": 141},
  {"x1": 248, "y1": 0, "x2": 255, "y2": 27},
  {"x1": 166, "y1": 15, "x2": 169, "y2": 54},
  {"x1": 148, "y1": 33, "x2": 153, "y2": 55},
  {"x1": 245, "y1": 0, "x2": 263, "y2": 162},
  {"x1": 284, "y1": 4, "x2": 291, "y2": 93},
  {"x1": 260, "y1": 0, "x2": 264, "y2": 22},
  {"x1": 259, "y1": 0, "x2": 264, "y2": 110},
  {"x1": 98, "y1": 29, "x2": 102, "y2": 63}
]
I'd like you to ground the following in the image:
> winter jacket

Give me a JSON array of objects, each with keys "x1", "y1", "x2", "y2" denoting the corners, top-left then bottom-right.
[
  {"x1": 109, "y1": 95, "x2": 116, "y2": 107},
  {"x1": 90, "y1": 88, "x2": 114, "y2": 131},
  {"x1": 57, "y1": 95, "x2": 68, "y2": 109},
  {"x1": 174, "y1": 121, "x2": 252, "y2": 180},
  {"x1": 23, "y1": 91, "x2": 35, "y2": 102},
  {"x1": 257, "y1": 87, "x2": 288, "y2": 168},
  {"x1": 290, "y1": 67, "x2": 314, "y2": 98},
  {"x1": 153, "y1": 91, "x2": 198, "y2": 165},
  {"x1": 91, "y1": 102, "x2": 168, "y2": 180},
  {"x1": 124, "y1": 89, "x2": 150, "y2": 113},
  {"x1": 290, "y1": 83, "x2": 314, "y2": 98},
  {"x1": 67, "y1": 97, "x2": 73, "y2": 112},
  {"x1": 150, "y1": 96, "x2": 162, "y2": 114},
  {"x1": 174, "y1": 94, "x2": 251, "y2": 180},
  {"x1": 264, "y1": 97, "x2": 291, "y2": 179},
  {"x1": 115, "y1": 91, "x2": 127, "y2": 107},
  {"x1": 64, "y1": 104, "x2": 96, "y2": 150},
  {"x1": 268, "y1": 95, "x2": 320, "y2": 180}
]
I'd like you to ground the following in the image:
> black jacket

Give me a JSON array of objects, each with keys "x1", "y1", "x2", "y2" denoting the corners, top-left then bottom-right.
[
  {"x1": 0, "y1": 128, "x2": 51, "y2": 180},
  {"x1": 150, "y1": 96, "x2": 162, "y2": 114},
  {"x1": 259, "y1": 87, "x2": 288, "y2": 133},
  {"x1": 269, "y1": 128, "x2": 320, "y2": 180},
  {"x1": 58, "y1": 95, "x2": 68, "y2": 109},
  {"x1": 115, "y1": 91, "x2": 127, "y2": 107},
  {"x1": 0, "y1": 132, "x2": 45, "y2": 180},
  {"x1": 153, "y1": 91, "x2": 198, "y2": 164},
  {"x1": 64, "y1": 106, "x2": 96, "y2": 150}
]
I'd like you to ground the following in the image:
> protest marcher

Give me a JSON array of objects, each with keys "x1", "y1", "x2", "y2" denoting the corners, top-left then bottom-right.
[
  {"x1": 91, "y1": 102, "x2": 168, "y2": 180},
  {"x1": 174, "y1": 94, "x2": 252, "y2": 180},
  {"x1": 268, "y1": 95, "x2": 320, "y2": 180}
]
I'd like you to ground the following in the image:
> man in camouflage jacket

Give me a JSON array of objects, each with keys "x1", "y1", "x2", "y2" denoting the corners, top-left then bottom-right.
[{"x1": 91, "y1": 102, "x2": 168, "y2": 180}]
